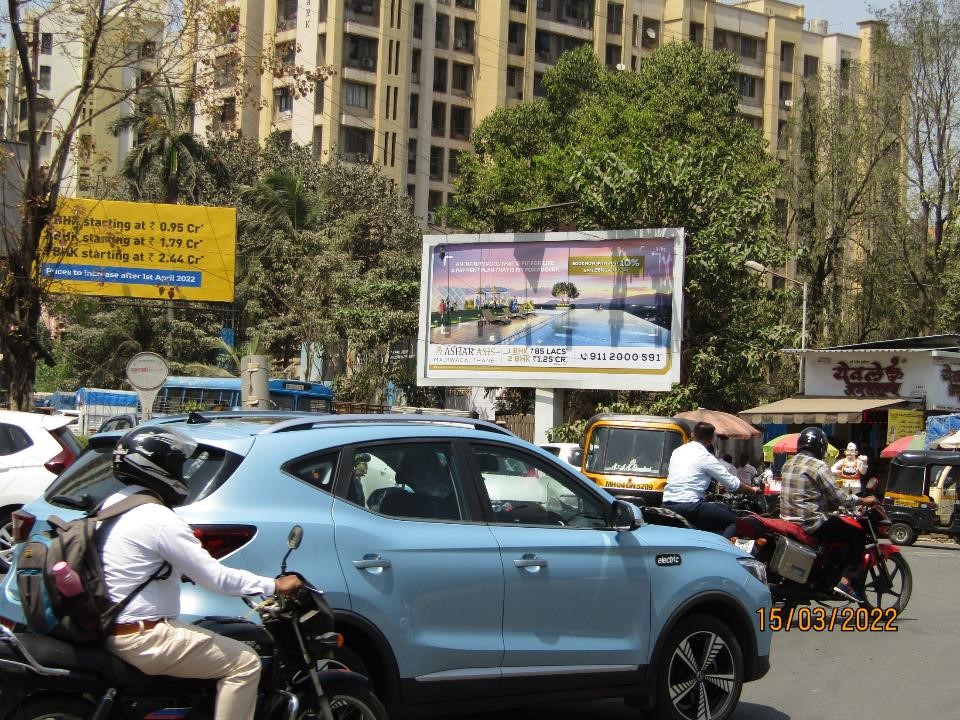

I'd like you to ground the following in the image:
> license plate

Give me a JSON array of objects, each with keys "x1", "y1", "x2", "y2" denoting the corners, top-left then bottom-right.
[{"x1": 734, "y1": 538, "x2": 755, "y2": 553}]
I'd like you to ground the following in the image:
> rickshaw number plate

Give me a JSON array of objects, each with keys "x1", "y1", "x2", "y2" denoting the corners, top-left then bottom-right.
[{"x1": 734, "y1": 538, "x2": 755, "y2": 553}]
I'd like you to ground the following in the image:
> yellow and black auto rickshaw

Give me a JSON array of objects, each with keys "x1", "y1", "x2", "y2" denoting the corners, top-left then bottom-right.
[
  {"x1": 580, "y1": 414, "x2": 694, "y2": 506},
  {"x1": 882, "y1": 450, "x2": 960, "y2": 545}
]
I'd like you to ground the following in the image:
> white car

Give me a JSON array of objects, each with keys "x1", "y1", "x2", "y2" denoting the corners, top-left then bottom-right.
[
  {"x1": 539, "y1": 442, "x2": 583, "y2": 470},
  {"x1": 0, "y1": 410, "x2": 80, "y2": 570}
]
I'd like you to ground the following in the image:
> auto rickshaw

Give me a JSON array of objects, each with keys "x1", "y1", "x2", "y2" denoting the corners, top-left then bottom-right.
[
  {"x1": 882, "y1": 450, "x2": 960, "y2": 545},
  {"x1": 580, "y1": 414, "x2": 694, "y2": 505}
]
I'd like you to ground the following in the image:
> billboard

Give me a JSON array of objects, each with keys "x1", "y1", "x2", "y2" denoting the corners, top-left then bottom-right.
[
  {"x1": 417, "y1": 229, "x2": 684, "y2": 390},
  {"x1": 40, "y1": 198, "x2": 236, "y2": 302}
]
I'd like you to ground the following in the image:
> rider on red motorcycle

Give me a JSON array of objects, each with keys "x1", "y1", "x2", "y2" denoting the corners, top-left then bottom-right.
[{"x1": 779, "y1": 427, "x2": 877, "y2": 603}]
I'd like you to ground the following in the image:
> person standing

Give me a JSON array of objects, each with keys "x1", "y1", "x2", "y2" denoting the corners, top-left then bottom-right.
[
  {"x1": 662, "y1": 422, "x2": 759, "y2": 538},
  {"x1": 438, "y1": 298, "x2": 446, "y2": 326},
  {"x1": 780, "y1": 427, "x2": 876, "y2": 602},
  {"x1": 737, "y1": 455, "x2": 758, "y2": 486},
  {"x1": 720, "y1": 453, "x2": 738, "y2": 477}
]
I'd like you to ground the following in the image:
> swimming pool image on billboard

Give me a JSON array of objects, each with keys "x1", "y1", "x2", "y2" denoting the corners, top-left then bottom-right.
[{"x1": 511, "y1": 308, "x2": 669, "y2": 347}]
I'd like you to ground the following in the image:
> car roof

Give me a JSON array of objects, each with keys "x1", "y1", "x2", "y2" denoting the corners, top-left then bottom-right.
[
  {"x1": 0, "y1": 409, "x2": 73, "y2": 432},
  {"x1": 91, "y1": 412, "x2": 519, "y2": 455}
]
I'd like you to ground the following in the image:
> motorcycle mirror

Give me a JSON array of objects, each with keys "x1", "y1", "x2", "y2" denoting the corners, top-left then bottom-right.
[{"x1": 287, "y1": 525, "x2": 304, "y2": 550}]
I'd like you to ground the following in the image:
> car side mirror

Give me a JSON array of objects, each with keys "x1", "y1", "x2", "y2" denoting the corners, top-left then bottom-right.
[{"x1": 611, "y1": 500, "x2": 643, "y2": 531}]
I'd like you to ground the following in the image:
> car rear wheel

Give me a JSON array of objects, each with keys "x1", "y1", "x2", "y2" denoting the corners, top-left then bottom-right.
[
  {"x1": 0, "y1": 508, "x2": 17, "y2": 573},
  {"x1": 14, "y1": 696, "x2": 94, "y2": 720},
  {"x1": 887, "y1": 522, "x2": 916, "y2": 546},
  {"x1": 653, "y1": 614, "x2": 744, "y2": 720}
]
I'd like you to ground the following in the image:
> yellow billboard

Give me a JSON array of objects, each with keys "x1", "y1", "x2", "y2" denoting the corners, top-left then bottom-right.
[{"x1": 41, "y1": 198, "x2": 236, "y2": 302}]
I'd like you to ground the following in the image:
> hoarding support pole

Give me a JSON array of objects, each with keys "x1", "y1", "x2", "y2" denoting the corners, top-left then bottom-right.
[{"x1": 534, "y1": 388, "x2": 564, "y2": 444}]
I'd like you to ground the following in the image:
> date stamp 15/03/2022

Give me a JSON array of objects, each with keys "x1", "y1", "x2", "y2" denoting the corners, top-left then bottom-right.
[{"x1": 757, "y1": 606, "x2": 899, "y2": 632}]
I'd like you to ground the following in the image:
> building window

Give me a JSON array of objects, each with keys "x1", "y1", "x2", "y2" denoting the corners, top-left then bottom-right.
[
  {"x1": 346, "y1": 34, "x2": 378, "y2": 71},
  {"x1": 436, "y1": 13, "x2": 449, "y2": 49},
  {"x1": 779, "y1": 81, "x2": 793, "y2": 104},
  {"x1": 803, "y1": 54, "x2": 820, "y2": 78},
  {"x1": 641, "y1": 17, "x2": 659, "y2": 48},
  {"x1": 840, "y1": 54, "x2": 852, "y2": 89},
  {"x1": 452, "y1": 62, "x2": 472, "y2": 95},
  {"x1": 740, "y1": 35, "x2": 757, "y2": 61},
  {"x1": 689, "y1": 22, "x2": 704, "y2": 46},
  {"x1": 40, "y1": 32, "x2": 53, "y2": 55},
  {"x1": 342, "y1": 127, "x2": 372, "y2": 162},
  {"x1": 428, "y1": 190, "x2": 443, "y2": 215},
  {"x1": 605, "y1": 44, "x2": 621, "y2": 69},
  {"x1": 780, "y1": 41, "x2": 794, "y2": 71},
  {"x1": 343, "y1": 82, "x2": 371, "y2": 110},
  {"x1": 411, "y1": 48, "x2": 421, "y2": 83},
  {"x1": 275, "y1": 87, "x2": 293, "y2": 113},
  {"x1": 607, "y1": 3, "x2": 623, "y2": 35},
  {"x1": 410, "y1": 93, "x2": 419, "y2": 127},
  {"x1": 737, "y1": 73, "x2": 757, "y2": 99},
  {"x1": 279, "y1": 41, "x2": 296, "y2": 65},
  {"x1": 434, "y1": 58, "x2": 448, "y2": 92},
  {"x1": 449, "y1": 149, "x2": 461, "y2": 177},
  {"x1": 408, "y1": 139, "x2": 417, "y2": 173},
  {"x1": 277, "y1": 0, "x2": 298, "y2": 31},
  {"x1": 38, "y1": 66, "x2": 51, "y2": 91},
  {"x1": 139, "y1": 40, "x2": 156, "y2": 59},
  {"x1": 533, "y1": 71, "x2": 545, "y2": 97},
  {"x1": 432, "y1": 101, "x2": 447, "y2": 136},
  {"x1": 413, "y1": 3, "x2": 423, "y2": 38},
  {"x1": 430, "y1": 145, "x2": 444, "y2": 180},
  {"x1": 450, "y1": 106, "x2": 471, "y2": 139},
  {"x1": 314, "y1": 81, "x2": 325, "y2": 112},
  {"x1": 508, "y1": 22, "x2": 525, "y2": 55},
  {"x1": 777, "y1": 120, "x2": 789, "y2": 150},
  {"x1": 453, "y1": 18, "x2": 475, "y2": 53}
]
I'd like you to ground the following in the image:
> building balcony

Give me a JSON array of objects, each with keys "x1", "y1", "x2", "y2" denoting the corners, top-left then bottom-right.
[
  {"x1": 344, "y1": 56, "x2": 377, "y2": 72},
  {"x1": 345, "y1": 0, "x2": 379, "y2": 27}
]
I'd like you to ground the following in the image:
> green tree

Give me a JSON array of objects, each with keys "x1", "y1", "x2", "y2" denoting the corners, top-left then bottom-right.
[
  {"x1": 445, "y1": 44, "x2": 791, "y2": 413},
  {"x1": 111, "y1": 87, "x2": 228, "y2": 204}
]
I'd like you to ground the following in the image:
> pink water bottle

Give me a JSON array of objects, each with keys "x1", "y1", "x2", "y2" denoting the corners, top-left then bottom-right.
[{"x1": 51, "y1": 562, "x2": 84, "y2": 597}]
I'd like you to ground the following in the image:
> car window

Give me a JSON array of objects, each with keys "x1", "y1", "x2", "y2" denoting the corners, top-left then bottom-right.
[
  {"x1": 45, "y1": 439, "x2": 240, "y2": 509},
  {"x1": 283, "y1": 452, "x2": 340, "y2": 494},
  {"x1": 471, "y1": 444, "x2": 608, "y2": 528},
  {"x1": 345, "y1": 443, "x2": 466, "y2": 522},
  {"x1": 0, "y1": 423, "x2": 33, "y2": 456},
  {"x1": 585, "y1": 427, "x2": 681, "y2": 476}
]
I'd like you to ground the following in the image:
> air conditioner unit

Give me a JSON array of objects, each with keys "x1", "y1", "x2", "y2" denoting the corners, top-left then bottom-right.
[
  {"x1": 360, "y1": 57, "x2": 374, "y2": 69},
  {"x1": 783, "y1": 98, "x2": 794, "y2": 108}
]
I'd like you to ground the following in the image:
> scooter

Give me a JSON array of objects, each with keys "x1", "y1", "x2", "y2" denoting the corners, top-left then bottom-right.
[
  {"x1": 0, "y1": 526, "x2": 388, "y2": 720},
  {"x1": 733, "y1": 504, "x2": 912, "y2": 613}
]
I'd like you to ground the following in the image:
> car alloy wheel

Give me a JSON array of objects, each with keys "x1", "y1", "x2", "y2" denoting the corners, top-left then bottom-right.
[{"x1": 658, "y1": 615, "x2": 743, "y2": 720}]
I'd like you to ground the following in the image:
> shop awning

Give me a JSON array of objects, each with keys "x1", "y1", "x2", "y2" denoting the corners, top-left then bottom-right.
[{"x1": 738, "y1": 397, "x2": 907, "y2": 425}]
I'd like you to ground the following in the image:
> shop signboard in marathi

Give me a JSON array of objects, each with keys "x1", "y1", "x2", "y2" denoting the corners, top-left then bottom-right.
[
  {"x1": 40, "y1": 198, "x2": 236, "y2": 302},
  {"x1": 416, "y1": 229, "x2": 685, "y2": 391}
]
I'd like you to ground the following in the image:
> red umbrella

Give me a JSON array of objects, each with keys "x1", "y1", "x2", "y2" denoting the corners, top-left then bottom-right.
[
  {"x1": 675, "y1": 409, "x2": 760, "y2": 440},
  {"x1": 880, "y1": 433, "x2": 925, "y2": 458}
]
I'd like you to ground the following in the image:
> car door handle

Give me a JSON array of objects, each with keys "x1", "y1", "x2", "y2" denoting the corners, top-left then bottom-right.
[
  {"x1": 514, "y1": 553, "x2": 547, "y2": 569},
  {"x1": 353, "y1": 554, "x2": 392, "y2": 571}
]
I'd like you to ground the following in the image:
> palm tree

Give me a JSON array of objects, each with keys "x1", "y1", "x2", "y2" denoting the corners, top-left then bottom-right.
[
  {"x1": 110, "y1": 87, "x2": 228, "y2": 203},
  {"x1": 240, "y1": 169, "x2": 322, "y2": 238}
]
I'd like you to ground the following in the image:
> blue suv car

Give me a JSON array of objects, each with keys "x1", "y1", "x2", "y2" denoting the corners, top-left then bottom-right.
[{"x1": 1, "y1": 413, "x2": 771, "y2": 720}]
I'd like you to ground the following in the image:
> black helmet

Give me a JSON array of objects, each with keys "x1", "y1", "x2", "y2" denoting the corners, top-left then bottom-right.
[
  {"x1": 796, "y1": 426, "x2": 828, "y2": 460},
  {"x1": 112, "y1": 426, "x2": 197, "y2": 506}
]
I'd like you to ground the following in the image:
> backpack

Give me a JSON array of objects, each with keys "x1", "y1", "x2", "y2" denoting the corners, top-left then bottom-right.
[{"x1": 16, "y1": 493, "x2": 172, "y2": 645}]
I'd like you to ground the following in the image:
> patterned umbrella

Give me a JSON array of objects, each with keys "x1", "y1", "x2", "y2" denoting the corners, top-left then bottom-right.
[
  {"x1": 880, "y1": 432, "x2": 926, "y2": 458},
  {"x1": 763, "y1": 433, "x2": 839, "y2": 463}
]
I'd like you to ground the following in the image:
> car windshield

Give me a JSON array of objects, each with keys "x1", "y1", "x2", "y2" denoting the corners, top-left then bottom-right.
[
  {"x1": 585, "y1": 427, "x2": 683, "y2": 476},
  {"x1": 44, "y1": 438, "x2": 240, "y2": 510},
  {"x1": 885, "y1": 464, "x2": 926, "y2": 496}
]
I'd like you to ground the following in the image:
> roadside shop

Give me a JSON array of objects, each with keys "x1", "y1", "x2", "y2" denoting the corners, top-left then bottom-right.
[{"x1": 739, "y1": 335, "x2": 960, "y2": 477}]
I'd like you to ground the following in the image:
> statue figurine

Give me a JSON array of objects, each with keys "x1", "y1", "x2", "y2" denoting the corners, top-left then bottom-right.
[{"x1": 831, "y1": 442, "x2": 868, "y2": 493}]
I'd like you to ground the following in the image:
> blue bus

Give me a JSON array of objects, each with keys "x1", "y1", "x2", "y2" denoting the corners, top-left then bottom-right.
[{"x1": 154, "y1": 376, "x2": 334, "y2": 414}]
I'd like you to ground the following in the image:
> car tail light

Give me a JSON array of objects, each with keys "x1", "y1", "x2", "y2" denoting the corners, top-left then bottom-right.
[
  {"x1": 44, "y1": 432, "x2": 78, "y2": 475},
  {"x1": 191, "y1": 525, "x2": 257, "y2": 559},
  {"x1": 11, "y1": 510, "x2": 36, "y2": 544}
]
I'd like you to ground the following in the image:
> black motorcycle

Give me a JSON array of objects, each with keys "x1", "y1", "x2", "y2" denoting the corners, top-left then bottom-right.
[{"x1": 0, "y1": 526, "x2": 387, "y2": 720}]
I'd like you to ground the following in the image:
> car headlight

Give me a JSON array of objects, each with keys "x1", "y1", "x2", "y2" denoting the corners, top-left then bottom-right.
[{"x1": 737, "y1": 557, "x2": 768, "y2": 585}]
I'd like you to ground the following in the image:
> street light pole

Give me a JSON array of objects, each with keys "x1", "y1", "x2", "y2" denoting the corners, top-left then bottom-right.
[{"x1": 745, "y1": 260, "x2": 808, "y2": 395}]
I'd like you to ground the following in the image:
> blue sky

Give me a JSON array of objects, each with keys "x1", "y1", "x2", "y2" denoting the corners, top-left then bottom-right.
[{"x1": 815, "y1": 1, "x2": 894, "y2": 34}]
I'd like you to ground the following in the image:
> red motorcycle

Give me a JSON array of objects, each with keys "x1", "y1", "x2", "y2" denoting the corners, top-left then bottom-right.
[{"x1": 732, "y1": 504, "x2": 912, "y2": 613}]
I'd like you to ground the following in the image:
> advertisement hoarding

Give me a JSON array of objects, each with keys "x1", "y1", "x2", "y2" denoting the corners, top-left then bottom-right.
[
  {"x1": 417, "y1": 229, "x2": 684, "y2": 390},
  {"x1": 41, "y1": 198, "x2": 236, "y2": 302}
]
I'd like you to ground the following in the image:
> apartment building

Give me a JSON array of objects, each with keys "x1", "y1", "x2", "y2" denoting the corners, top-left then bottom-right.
[
  {"x1": 4, "y1": 3, "x2": 171, "y2": 198},
  {"x1": 195, "y1": 0, "x2": 882, "y2": 225}
]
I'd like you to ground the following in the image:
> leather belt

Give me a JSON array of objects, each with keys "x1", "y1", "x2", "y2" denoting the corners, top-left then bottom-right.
[{"x1": 111, "y1": 619, "x2": 163, "y2": 636}]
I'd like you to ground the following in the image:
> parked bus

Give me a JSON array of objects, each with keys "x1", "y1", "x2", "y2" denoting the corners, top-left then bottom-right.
[{"x1": 154, "y1": 376, "x2": 334, "y2": 414}]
